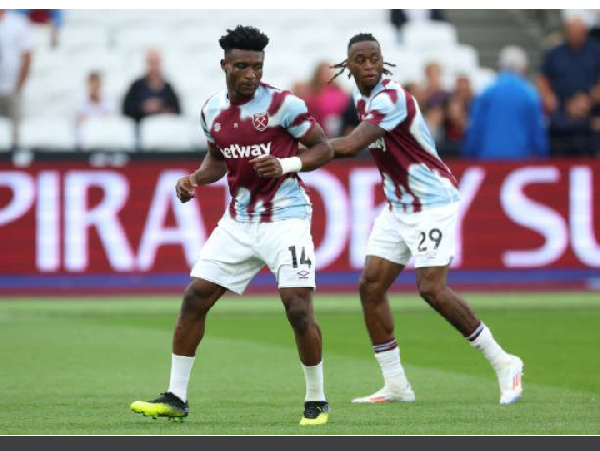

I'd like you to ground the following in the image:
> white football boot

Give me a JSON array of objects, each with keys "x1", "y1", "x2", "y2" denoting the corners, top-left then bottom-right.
[
  {"x1": 352, "y1": 383, "x2": 416, "y2": 403},
  {"x1": 496, "y1": 355, "x2": 524, "y2": 404}
]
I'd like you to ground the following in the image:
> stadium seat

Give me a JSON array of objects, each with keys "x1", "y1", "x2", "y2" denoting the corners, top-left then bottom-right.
[
  {"x1": 21, "y1": 72, "x2": 81, "y2": 119},
  {"x1": 402, "y1": 22, "x2": 458, "y2": 52},
  {"x1": 58, "y1": 26, "x2": 109, "y2": 53},
  {"x1": 440, "y1": 44, "x2": 480, "y2": 76},
  {"x1": 78, "y1": 116, "x2": 136, "y2": 151},
  {"x1": 19, "y1": 117, "x2": 75, "y2": 150},
  {"x1": 189, "y1": 117, "x2": 208, "y2": 150},
  {"x1": 63, "y1": 9, "x2": 115, "y2": 27},
  {"x1": 29, "y1": 49, "x2": 69, "y2": 78},
  {"x1": 0, "y1": 118, "x2": 12, "y2": 151},
  {"x1": 139, "y1": 115, "x2": 196, "y2": 151},
  {"x1": 113, "y1": 26, "x2": 170, "y2": 54},
  {"x1": 385, "y1": 49, "x2": 424, "y2": 84},
  {"x1": 29, "y1": 24, "x2": 53, "y2": 51}
]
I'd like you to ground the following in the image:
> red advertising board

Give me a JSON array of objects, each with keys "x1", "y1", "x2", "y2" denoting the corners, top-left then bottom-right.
[{"x1": 0, "y1": 158, "x2": 599, "y2": 293}]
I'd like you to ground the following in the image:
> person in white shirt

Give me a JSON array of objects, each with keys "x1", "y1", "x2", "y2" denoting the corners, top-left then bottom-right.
[
  {"x1": 0, "y1": 9, "x2": 33, "y2": 147},
  {"x1": 75, "y1": 71, "x2": 113, "y2": 146}
]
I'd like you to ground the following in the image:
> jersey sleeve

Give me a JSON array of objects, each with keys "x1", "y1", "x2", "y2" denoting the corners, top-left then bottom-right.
[
  {"x1": 364, "y1": 89, "x2": 408, "y2": 131},
  {"x1": 279, "y1": 95, "x2": 316, "y2": 139},
  {"x1": 199, "y1": 110, "x2": 215, "y2": 145}
]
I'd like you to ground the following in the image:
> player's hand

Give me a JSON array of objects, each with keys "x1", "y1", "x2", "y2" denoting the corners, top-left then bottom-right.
[
  {"x1": 175, "y1": 175, "x2": 197, "y2": 203},
  {"x1": 249, "y1": 155, "x2": 283, "y2": 178}
]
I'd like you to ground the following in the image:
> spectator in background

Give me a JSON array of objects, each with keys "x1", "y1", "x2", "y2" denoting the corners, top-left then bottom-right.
[
  {"x1": 453, "y1": 74, "x2": 473, "y2": 108},
  {"x1": 421, "y1": 62, "x2": 449, "y2": 145},
  {"x1": 464, "y1": 46, "x2": 548, "y2": 160},
  {"x1": 404, "y1": 81, "x2": 426, "y2": 109},
  {"x1": 438, "y1": 75, "x2": 473, "y2": 159},
  {"x1": 294, "y1": 62, "x2": 349, "y2": 137},
  {"x1": 562, "y1": 9, "x2": 600, "y2": 42},
  {"x1": 14, "y1": 9, "x2": 63, "y2": 48},
  {"x1": 538, "y1": 14, "x2": 600, "y2": 157},
  {"x1": 339, "y1": 97, "x2": 360, "y2": 137},
  {"x1": 122, "y1": 48, "x2": 181, "y2": 124},
  {"x1": 0, "y1": 9, "x2": 33, "y2": 148},
  {"x1": 75, "y1": 71, "x2": 113, "y2": 145}
]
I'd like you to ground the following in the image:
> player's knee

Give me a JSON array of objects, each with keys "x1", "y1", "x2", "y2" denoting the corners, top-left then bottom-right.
[
  {"x1": 181, "y1": 282, "x2": 215, "y2": 316},
  {"x1": 417, "y1": 279, "x2": 446, "y2": 304},
  {"x1": 285, "y1": 299, "x2": 312, "y2": 334},
  {"x1": 359, "y1": 273, "x2": 385, "y2": 303}
]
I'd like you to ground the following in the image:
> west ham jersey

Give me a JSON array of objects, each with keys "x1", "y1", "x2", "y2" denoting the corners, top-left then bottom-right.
[
  {"x1": 200, "y1": 83, "x2": 316, "y2": 223},
  {"x1": 354, "y1": 77, "x2": 461, "y2": 213}
]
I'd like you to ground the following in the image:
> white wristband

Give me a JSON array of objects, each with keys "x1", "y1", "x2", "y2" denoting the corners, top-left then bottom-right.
[{"x1": 278, "y1": 157, "x2": 303, "y2": 174}]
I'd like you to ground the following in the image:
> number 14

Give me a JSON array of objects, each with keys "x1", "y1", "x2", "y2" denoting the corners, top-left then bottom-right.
[{"x1": 288, "y1": 246, "x2": 312, "y2": 268}]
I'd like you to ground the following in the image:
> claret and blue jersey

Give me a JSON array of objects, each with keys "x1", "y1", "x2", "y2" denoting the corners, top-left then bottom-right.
[
  {"x1": 200, "y1": 83, "x2": 315, "y2": 223},
  {"x1": 354, "y1": 77, "x2": 461, "y2": 213}
]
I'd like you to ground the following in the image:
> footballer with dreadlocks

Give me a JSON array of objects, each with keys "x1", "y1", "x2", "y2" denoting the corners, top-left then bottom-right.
[
  {"x1": 130, "y1": 25, "x2": 333, "y2": 426},
  {"x1": 328, "y1": 33, "x2": 524, "y2": 405}
]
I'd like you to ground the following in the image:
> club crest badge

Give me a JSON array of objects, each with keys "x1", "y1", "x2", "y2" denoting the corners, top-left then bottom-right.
[
  {"x1": 213, "y1": 122, "x2": 221, "y2": 132},
  {"x1": 252, "y1": 113, "x2": 269, "y2": 132}
]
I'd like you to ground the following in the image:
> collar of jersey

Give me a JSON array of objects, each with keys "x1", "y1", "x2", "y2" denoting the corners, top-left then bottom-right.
[
  {"x1": 227, "y1": 84, "x2": 262, "y2": 106},
  {"x1": 359, "y1": 76, "x2": 389, "y2": 100}
]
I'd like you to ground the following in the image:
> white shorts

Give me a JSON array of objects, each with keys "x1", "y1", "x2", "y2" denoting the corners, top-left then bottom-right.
[
  {"x1": 366, "y1": 202, "x2": 460, "y2": 268},
  {"x1": 191, "y1": 214, "x2": 316, "y2": 295}
]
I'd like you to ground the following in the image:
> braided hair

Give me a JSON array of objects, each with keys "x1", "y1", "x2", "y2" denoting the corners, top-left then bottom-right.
[
  {"x1": 219, "y1": 25, "x2": 269, "y2": 53},
  {"x1": 330, "y1": 33, "x2": 396, "y2": 83}
]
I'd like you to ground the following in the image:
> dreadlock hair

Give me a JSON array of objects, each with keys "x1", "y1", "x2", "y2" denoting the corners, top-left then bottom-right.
[
  {"x1": 219, "y1": 25, "x2": 269, "y2": 53},
  {"x1": 330, "y1": 33, "x2": 396, "y2": 83}
]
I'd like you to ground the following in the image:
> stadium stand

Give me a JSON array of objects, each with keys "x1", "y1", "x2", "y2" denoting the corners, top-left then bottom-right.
[
  {"x1": 19, "y1": 117, "x2": 75, "y2": 149},
  {"x1": 139, "y1": 115, "x2": 197, "y2": 151},
  {"x1": 17, "y1": 9, "x2": 497, "y2": 151},
  {"x1": 78, "y1": 116, "x2": 136, "y2": 151}
]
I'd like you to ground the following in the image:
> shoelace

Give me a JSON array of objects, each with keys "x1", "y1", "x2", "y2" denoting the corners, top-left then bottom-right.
[{"x1": 304, "y1": 404, "x2": 324, "y2": 419}]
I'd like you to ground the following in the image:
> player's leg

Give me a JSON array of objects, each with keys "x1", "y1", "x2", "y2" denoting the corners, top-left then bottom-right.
[
  {"x1": 131, "y1": 215, "x2": 261, "y2": 420},
  {"x1": 260, "y1": 218, "x2": 328, "y2": 425},
  {"x1": 413, "y1": 202, "x2": 523, "y2": 404},
  {"x1": 415, "y1": 266, "x2": 523, "y2": 404},
  {"x1": 353, "y1": 207, "x2": 415, "y2": 403},
  {"x1": 130, "y1": 278, "x2": 226, "y2": 420},
  {"x1": 168, "y1": 278, "x2": 228, "y2": 397},
  {"x1": 280, "y1": 287, "x2": 322, "y2": 366},
  {"x1": 279, "y1": 286, "x2": 329, "y2": 425},
  {"x1": 352, "y1": 256, "x2": 415, "y2": 403}
]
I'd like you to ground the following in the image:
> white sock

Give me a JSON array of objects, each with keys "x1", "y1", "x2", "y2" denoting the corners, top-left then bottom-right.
[
  {"x1": 301, "y1": 361, "x2": 326, "y2": 402},
  {"x1": 375, "y1": 347, "x2": 410, "y2": 391},
  {"x1": 167, "y1": 354, "x2": 195, "y2": 402},
  {"x1": 470, "y1": 325, "x2": 510, "y2": 370}
]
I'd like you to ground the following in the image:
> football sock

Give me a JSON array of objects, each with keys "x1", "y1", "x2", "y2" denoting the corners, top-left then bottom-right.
[
  {"x1": 167, "y1": 354, "x2": 195, "y2": 403},
  {"x1": 301, "y1": 361, "x2": 326, "y2": 402},
  {"x1": 469, "y1": 324, "x2": 510, "y2": 370},
  {"x1": 373, "y1": 341, "x2": 410, "y2": 391}
]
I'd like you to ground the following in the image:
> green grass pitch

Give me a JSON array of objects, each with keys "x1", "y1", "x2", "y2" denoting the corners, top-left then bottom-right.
[{"x1": 0, "y1": 293, "x2": 599, "y2": 435}]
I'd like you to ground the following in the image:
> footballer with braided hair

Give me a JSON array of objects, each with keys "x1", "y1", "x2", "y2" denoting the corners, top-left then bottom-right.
[
  {"x1": 328, "y1": 33, "x2": 524, "y2": 405},
  {"x1": 130, "y1": 25, "x2": 333, "y2": 426}
]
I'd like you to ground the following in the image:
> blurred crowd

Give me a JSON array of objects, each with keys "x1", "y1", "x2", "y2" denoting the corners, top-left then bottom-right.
[{"x1": 1, "y1": 8, "x2": 600, "y2": 158}]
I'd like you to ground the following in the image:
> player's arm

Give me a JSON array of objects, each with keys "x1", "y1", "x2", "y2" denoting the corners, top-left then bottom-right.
[
  {"x1": 296, "y1": 123, "x2": 333, "y2": 171},
  {"x1": 250, "y1": 124, "x2": 333, "y2": 178},
  {"x1": 329, "y1": 121, "x2": 385, "y2": 159},
  {"x1": 175, "y1": 144, "x2": 227, "y2": 203}
]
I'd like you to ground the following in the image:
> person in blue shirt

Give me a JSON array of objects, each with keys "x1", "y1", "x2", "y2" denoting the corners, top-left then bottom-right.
[
  {"x1": 538, "y1": 14, "x2": 600, "y2": 157},
  {"x1": 464, "y1": 45, "x2": 548, "y2": 160}
]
